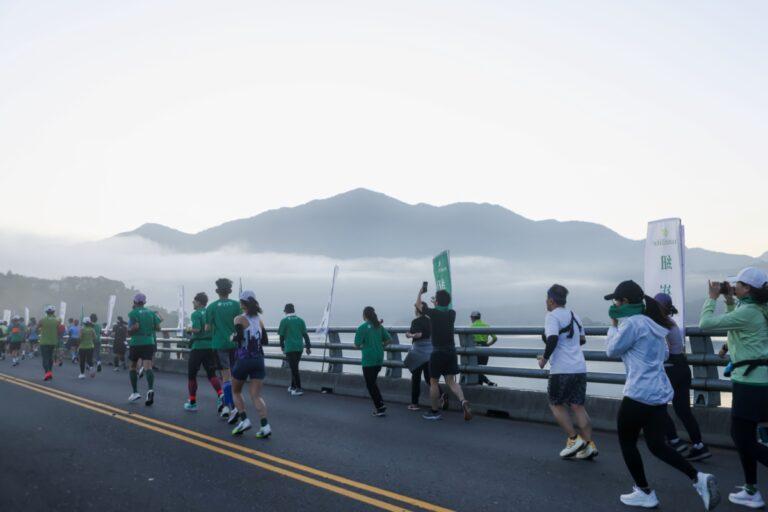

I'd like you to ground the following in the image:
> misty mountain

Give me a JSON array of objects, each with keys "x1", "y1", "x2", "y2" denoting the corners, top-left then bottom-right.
[{"x1": 118, "y1": 188, "x2": 759, "y2": 276}]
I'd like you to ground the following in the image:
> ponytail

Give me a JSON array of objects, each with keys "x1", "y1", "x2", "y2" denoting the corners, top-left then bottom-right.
[
  {"x1": 363, "y1": 306, "x2": 381, "y2": 328},
  {"x1": 750, "y1": 284, "x2": 768, "y2": 305},
  {"x1": 643, "y1": 295, "x2": 673, "y2": 329},
  {"x1": 240, "y1": 297, "x2": 263, "y2": 317}
]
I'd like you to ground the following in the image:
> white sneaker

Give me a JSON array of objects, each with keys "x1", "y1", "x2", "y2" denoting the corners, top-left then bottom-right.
[
  {"x1": 89, "y1": 366, "x2": 96, "y2": 378},
  {"x1": 729, "y1": 487, "x2": 765, "y2": 509},
  {"x1": 287, "y1": 386, "x2": 295, "y2": 393},
  {"x1": 575, "y1": 441, "x2": 599, "y2": 460},
  {"x1": 227, "y1": 408, "x2": 240, "y2": 425},
  {"x1": 559, "y1": 435, "x2": 587, "y2": 458},
  {"x1": 128, "y1": 392, "x2": 141, "y2": 402},
  {"x1": 231, "y1": 418, "x2": 252, "y2": 436},
  {"x1": 78, "y1": 373, "x2": 86, "y2": 379},
  {"x1": 620, "y1": 487, "x2": 659, "y2": 508},
  {"x1": 693, "y1": 472, "x2": 720, "y2": 511},
  {"x1": 255, "y1": 424, "x2": 272, "y2": 439},
  {"x1": 219, "y1": 406, "x2": 231, "y2": 420},
  {"x1": 291, "y1": 389, "x2": 304, "y2": 396}
]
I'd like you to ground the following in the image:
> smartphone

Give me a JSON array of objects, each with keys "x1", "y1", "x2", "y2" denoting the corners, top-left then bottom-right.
[{"x1": 421, "y1": 281, "x2": 428, "y2": 294}]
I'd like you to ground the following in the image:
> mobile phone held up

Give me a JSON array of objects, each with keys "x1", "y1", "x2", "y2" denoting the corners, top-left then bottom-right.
[{"x1": 421, "y1": 281, "x2": 428, "y2": 294}]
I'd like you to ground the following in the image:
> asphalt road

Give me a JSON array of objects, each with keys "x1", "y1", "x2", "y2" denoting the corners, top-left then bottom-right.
[{"x1": 0, "y1": 356, "x2": 757, "y2": 512}]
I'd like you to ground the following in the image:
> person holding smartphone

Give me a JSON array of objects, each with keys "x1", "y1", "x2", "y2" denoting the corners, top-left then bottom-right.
[{"x1": 700, "y1": 268, "x2": 768, "y2": 509}]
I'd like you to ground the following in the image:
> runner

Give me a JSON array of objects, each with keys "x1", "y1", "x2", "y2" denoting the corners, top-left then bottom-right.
[
  {"x1": 470, "y1": 311, "x2": 498, "y2": 386},
  {"x1": 206, "y1": 278, "x2": 241, "y2": 420},
  {"x1": 538, "y1": 284, "x2": 597, "y2": 460},
  {"x1": 700, "y1": 268, "x2": 768, "y2": 509},
  {"x1": 416, "y1": 286, "x2": 473, "y2": 422},
  {"x1": 405, "y1": 305, "x2": 434, "y2": 410},
  {"x1": 653, "y1": 293, "x2": 711, "y2": 461},
  {"x1": 0, "y1": 321, "x2": 8, "y2": 360},
  {"x1": 26, "y1": 317, "x2": 39, "y2": 359},
  {"x1": 90, "y1": 313, "x2": 103, "y2": 372},
  {"x1": 230, "y1": 291, "x2": 271, "y2": 438},
  {"x1": 67, "y1": 319, "x2": 80, "y2": 363},
  {"x1": 127, "y1": 293, "x2": 162, "y2": 406},
  {"x1": 354, "y1": 306, "x2": 391, "y2": 416},
  {"x1": 55, "y1": 321, "x2": 66, "y2": 366},
  {"x1": 8, "y1": 316, "x2": 26, "y2": 366},
  {"x1": 278, "y1": 303, "x2": 311, "y2": 396},
  {"x1": 184, "y1": 292, "x2": 223, "y2": 411},
  {"x1": 604, "y1": 280, "x2": 719, "y2": 510},
  {"x1": 111, "y1": 317, "x2": 128, "y2": 371},
  {"x1": 78, "y1": 318, "x2": 97, "y2": 379},
  {"x1": 38, "y1": 306, "x2": 60, "y2": 381}
]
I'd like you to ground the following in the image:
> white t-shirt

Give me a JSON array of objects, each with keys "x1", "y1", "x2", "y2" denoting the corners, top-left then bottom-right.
[{"x1": 544, "y1": 307, "x2": 587, "y2": 375}]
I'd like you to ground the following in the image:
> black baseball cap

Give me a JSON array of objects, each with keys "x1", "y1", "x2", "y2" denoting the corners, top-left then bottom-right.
[{"x1": 604, "y1": 280, "x2": 644, "y2": 303}]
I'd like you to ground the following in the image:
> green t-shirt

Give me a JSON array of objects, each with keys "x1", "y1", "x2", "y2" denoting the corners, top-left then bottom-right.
[
  {"x1": 354, "y1": 322, "x2": 391, "y2": 367},
  {"x1": 80, "y1": 326, "x2": 96, "y2": 349},
  {"x1": 206, "y1": 298, "x2": 241, "y2": 350},
  {"x1": 128, "y1": 307, "x2": 161, "y2": 346},
  {"x1": 8, "y1": 323, "x2": 26, "y2": 343},
  {"x1": 38, "y1": 315, "x2": 60, "y2": 346},
  {"x1": 190, "y1": 307, "x2": 212, "y2": 350},
  {"x1": 278, "y1": 315, "x2": 308, "y2": 353},
  {"x1": 93, "y1": 323, "x2": 102, "y2": 342}
]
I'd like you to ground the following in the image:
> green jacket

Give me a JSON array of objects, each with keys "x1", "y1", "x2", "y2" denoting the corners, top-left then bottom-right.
[{"x1": 700, "y1": 298, "x2": 768, "y2": 385}]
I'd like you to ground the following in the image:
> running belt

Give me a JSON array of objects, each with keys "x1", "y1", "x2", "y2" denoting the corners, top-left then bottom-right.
[{"x1": 731, "y1": 358, "x2": 768, "y2": 377}]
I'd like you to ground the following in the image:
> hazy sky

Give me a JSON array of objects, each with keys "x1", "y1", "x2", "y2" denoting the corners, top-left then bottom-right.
[{"x1": 1, "y1": 1, "x2": 766, "y2": 256}]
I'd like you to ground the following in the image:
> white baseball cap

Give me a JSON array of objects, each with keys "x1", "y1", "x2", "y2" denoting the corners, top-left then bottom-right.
[
  {"x1": 45, "y1": 305, "x2": 56, "y2": 313},
  {"x1": 239, "y1": 290, "x2": 256, "y2": 302},
  {"x1": 83, "y1": 317, "x2": 92, "y2": 324},
  {"x1": 735, "y1": 267, "x2": 768, "y2": 289}
]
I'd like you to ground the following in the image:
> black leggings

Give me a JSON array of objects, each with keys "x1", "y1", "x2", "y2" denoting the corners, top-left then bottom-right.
[
  {"x1": 618, "y1": 397, "x2": 698, "y2": 488},
  {"x1": 411, "y1": 362, "x2": 431, "y2": 404},
  {"x1": 664, "y1": 356, "x2": 703, "y2": 444},
  {"x1": 732, "y1": 416, "x2": 768, "y2": 485},
  {"x1": 41, "y1": 345, "x2": 55, "y2": 372},
  {"x1": 78, "y1": 348, "x2": 94, "y2": 374},
  {"x1": 363, "y1": 365, "x2": 384, "y2": 409},
  {"x1": 286, "y1": 351, "x2": 302, "y2": 389}
]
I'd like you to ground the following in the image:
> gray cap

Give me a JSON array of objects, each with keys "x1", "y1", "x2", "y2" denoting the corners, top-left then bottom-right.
[
  {"x1": 470, "y1": 311, "x2": 481, "y2": 318},
  {"x1": 239, "y1": 290, "x2": 256, "y2": 302}
]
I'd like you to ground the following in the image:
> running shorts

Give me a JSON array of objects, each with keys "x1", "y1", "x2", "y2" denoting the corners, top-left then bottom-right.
[
  {"x1": 547, "y1": 373, "x2": 587, "y2": 406},
  {"x1": 216, "y1": 349, "x2": 235, "y2": 370},
  {"x1": 429, "y1": 350, "x2": 459, "y2": 379},
  {"x1": 232, "y1": 356, "x2": 266, "y2": 381},
  {"x1": 9, "y1": 342, "x2": 22, "y2": 351},
  {"x1": 128, "y1": 344, "x2": 156, "y2": 363}
]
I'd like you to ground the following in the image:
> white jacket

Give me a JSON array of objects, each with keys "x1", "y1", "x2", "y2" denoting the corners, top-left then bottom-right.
[{"x1": 606, "y1": 314, "x2": 673, "y2": 405}]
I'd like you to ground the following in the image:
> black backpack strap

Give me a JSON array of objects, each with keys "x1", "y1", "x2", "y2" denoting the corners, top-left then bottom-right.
[{"x1": 558, "y1": 312, "x2": 581, "y2": 339}]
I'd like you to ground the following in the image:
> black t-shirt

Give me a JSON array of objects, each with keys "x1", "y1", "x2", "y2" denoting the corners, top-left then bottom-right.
[
  {"x1": 419, "y1": 304, "x2": 456, "y2": 351},
  {"x1": 409, "y1": 316, "x2": 431, "y2": 341}
]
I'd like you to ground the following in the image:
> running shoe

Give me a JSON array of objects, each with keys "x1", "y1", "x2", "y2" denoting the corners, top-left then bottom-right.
[
  {"x1": 227, "y1": 408, "x2": 241, "y2": 425},
  {"x1": 729, "y1": 487, "x2": 765, "y2": 509},
  {"x1": 220, "y1": 406, "x2": 231, "y2": 420},
  {"x1": 232, "y1": 418, "x2": 252, "y2": 436},
  {"x1": 669, "y1": 438, "x2": 690, "y2": 454},
  {"x1": 128, "y1": 392, "x2": 141, "y2": 402},
  {"x1": 78, "y1": 373, "x2": 85, "y2": 379},
  {"x1": 373, "y1": 407, "x2": 387, "y2": 417},
  {"x1": 145, "y1": 390, "x2": 154, "y2": 406},
  {"x1": 89, "y1": 366, "x2": 96, "y2": 378},
  {"x1": 255, "y1": 424, "x2": 272, "y2": 439},
  {"x1": 43, "y1": 371, "x2": 53, "y2": 381},
  {"x1": 620, "y1": 487, "x2": 659, "y2": 508},
  {"x1": 486, "y1": 380, "x2": 498, "y2": 387},
  {"x1": 287, "y1": 386, "x2": 295, "y2": 393},
  {"x1": 693, "y1": 472, "x2": 720, "y2": 511},
  {"x1": 113, "y1": 367, "x2": 120, "y2": 372},
  {"x1": 559, "y1": 435, "x2": 587, "y2": 458},
  {"x1": 11, "y1": 359, "x2": 18, "y2": 367},
  {"x1": 407, "y1": 404, "x2": 421, "y2": 411},
  {"x1": 575, "y1": 441, "x2": 599, "y2": 460},
  {"x1": 216, "y1": 395, "x2": 224, "y2": 413},
  {"x1": 686, "y1": 445, "x2": 712, "y2": 462},
  {"x1": 290, "y1": 388, "x2": 304, "y2": 396},
  {"x1": 97, "y1": 361, "x2": 102, "y2": 372},
  {"x1": 461, "y1": 400, "x2": 473, "y2": 421},
  {"x1": 422, "y1": 410, "x2": 443, "y2": 421},
  {"x1": 183, "y1": 401, "x2": 198, "y2": 412}
]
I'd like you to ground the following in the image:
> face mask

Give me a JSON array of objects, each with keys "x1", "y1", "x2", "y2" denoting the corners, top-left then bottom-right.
[{"x1": 608, "y1": 303, "x2": 645, "y2": 320}]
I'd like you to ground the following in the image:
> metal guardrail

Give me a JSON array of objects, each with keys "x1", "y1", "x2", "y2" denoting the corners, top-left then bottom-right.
[{"x1": 89, "y1": 325, "x2": 731, "y2": 407}]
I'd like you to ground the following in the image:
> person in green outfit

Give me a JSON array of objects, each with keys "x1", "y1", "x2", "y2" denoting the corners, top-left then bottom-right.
[
  {"x1": 701, "y1": 268, "x2": 768, "y2": 509},
  {"x1": 206, "y1": 278, "x2": 241, "y2": 421},
  {"x1": 354, "y1": 306, "x2": 391, "y2": 417},
  {"x1": 38, "y1": 305, "x2": 61, "y2": 381},
  {"x1": 184, "y1": 292, "x2": 223, "y2": 411},
  {"x1": 8, "y1": 316, "x2": 26, "y2": 366},
  {"x1": 78, "y1": 318, "x2": 97, "y2": 379},
  {"x1": 90, "y1": 313, "x2": 103, "y2": 372},
  {"x1": 278, "y1": 303, "x2": 311, "y2": 396},
  {"x1": 470, "y1": 311, "x2": 498, "y2": 386},
  {"x1": 127, "y1": 293, "x2": 162, "y2": 406}
]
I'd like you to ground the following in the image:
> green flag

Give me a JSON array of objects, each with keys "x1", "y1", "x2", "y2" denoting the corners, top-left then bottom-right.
[{"x1": 432, "y1": 250, "x2": 453, "y2": 308}]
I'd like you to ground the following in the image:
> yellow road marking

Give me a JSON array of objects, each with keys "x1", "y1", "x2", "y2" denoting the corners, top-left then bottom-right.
[{"x1": 0, "y1": 373, "x2": 454, "y2": 512}]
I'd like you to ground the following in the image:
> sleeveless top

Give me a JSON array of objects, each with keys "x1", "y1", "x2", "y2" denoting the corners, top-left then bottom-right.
[{"x1": 236, "y1": 315, "x2": 264, "y2": 360}]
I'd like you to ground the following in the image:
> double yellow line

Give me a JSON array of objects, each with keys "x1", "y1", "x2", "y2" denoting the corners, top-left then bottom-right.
[{"x1": 0, "y1": 372, "x2": 453, "y2": 512}]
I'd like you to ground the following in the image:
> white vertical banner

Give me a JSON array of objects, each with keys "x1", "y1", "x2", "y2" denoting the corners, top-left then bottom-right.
[
  {"x1": 644, "y1": 218, "x2": 686, "y2": 338},
  {"x1": 59, "y1": 302, "x2": 67, "y2": 323},
  {"x1": 106, "y1": 295, "x2": 117, "y2": 328},
  {"x1": 316, "y1": 265, "x2": 340, "y2": 335},
  {"x1": 177, "y1": 286, "x2": 186, "y2": 333},
  {"x1": 2, "y1": 310, "x2": 10, "y2": 324},
  {"x1": 24, "y1": 307, "x2": 30, "y2": 325}
]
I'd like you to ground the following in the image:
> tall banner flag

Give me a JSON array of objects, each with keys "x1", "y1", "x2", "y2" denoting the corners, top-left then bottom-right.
[
  {"x1": 432, "y1": 250, "x2": 453, "y2": 307},
  {"x1": 106, "y1": 295, "x2": 117, "y2": 328},
  {"x1": 2, "y1": 310, "x2": 10, "y2": 324},
  {"x1": 24, "y1": 307, "x2": 30, "y2": 325},
  {"x1": 177, "y1": 286, "x2": 186, "y2": 333},
  {"x1": 316, "y1": 265, "x2": 340, "y2": 336},
  {"x1": 59, "y1": 302, "x2": 67, "y2": 323},
  {"x1": 644, "y1": 218, "x2": 686, "y2": 338}
]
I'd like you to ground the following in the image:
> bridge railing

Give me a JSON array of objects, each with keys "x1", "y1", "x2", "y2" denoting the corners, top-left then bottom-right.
[{"x1": 96, "y1": 325, "x2": 728, "y2": 407}]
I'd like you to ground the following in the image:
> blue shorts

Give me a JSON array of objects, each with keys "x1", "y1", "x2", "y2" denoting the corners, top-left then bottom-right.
[{"x1": 232, "y1": 356, "x2": 266, "y2": 381}]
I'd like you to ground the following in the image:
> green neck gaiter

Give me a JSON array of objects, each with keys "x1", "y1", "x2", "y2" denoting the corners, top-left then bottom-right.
[
  {"x1": 608, "y1": 303, "x2": 645, "y2": 320},
  {"x1": 435, "y1": 306, "x2": 450, "y2": 312},
  {"x1": 740, "y1": 296, "x2": 756, "y2": 305}
]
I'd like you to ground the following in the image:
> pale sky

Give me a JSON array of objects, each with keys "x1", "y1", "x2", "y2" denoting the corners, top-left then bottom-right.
[{"x1": 1, "y1": 1, "x2": 766, "y2": 256}]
